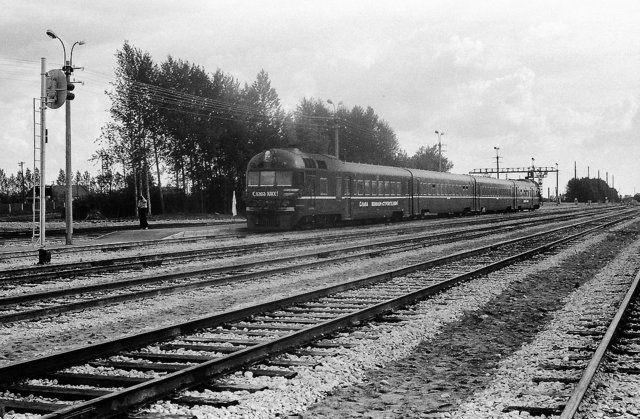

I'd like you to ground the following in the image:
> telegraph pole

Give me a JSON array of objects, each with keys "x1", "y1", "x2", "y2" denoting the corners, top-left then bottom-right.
[
  {"x1": 435, "y1": 130, "x2": 444, "y2": 172},
  {"x1": 493, "y1": 147, "x2": 500, "y2": 179},
  {"x1": 18, "y1": 161, "x2": 25, "y2": 199},
  {"x1": 556, "y1": 163, "x2": 560, "y2": 205},
  {"x1": 327, "y1": 99, "x2": 340, "y2": 159}
]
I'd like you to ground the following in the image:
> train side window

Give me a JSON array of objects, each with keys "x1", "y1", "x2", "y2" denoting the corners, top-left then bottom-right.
[
  {"x1": 316, "y1": 160, "x2": 327, "y2": 169},
  {"x1": 344, "y1": 178, "x2": 351, "y2": 196},
  {"x1": 276, "y1": 171, "x2": 292, "y2": 186},
  {"x1": 357, "y1": 180, "x2": 365, "y2": 195},
  {"x1": 336, "y1": 177, "x2": 342, "y2": 198},
  {"x1": 364, "y1": 180, "x2": 371, "y2": 195},
  {"x1": 319, "y1": 178, "x2": 328, "y2": 195},
  {"x1": 248, "y1": 172, "x2": 259, "y2": 186},
  {"x1": 259, "y1": 171, "x2": 276, "y2": 186},
  {"x1": 384, "y1": 181, "x2": 390, "y2": 195}
]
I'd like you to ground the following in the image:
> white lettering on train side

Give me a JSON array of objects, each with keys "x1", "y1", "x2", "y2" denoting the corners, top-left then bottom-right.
[
  {"x1": 252, "y1": 191, "x2": 279, "y2": 197},
  {"x1": 370, "y1": 201, "x2": 398, "y2": 207}
]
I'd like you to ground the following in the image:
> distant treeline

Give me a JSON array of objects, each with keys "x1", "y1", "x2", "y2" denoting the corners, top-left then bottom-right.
[{"x1": 565, "y1": 177, "x2": 620, "y2": 203}]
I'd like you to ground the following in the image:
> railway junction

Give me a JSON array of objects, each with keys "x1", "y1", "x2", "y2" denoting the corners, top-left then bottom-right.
[{"x1": 0, "y1": 205, "x2": 639, "y2": 418}]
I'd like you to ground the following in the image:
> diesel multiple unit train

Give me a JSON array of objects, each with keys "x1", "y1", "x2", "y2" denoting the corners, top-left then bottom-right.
[{"x1": 245, "y1": 148, "x2": 541, "y2": 230}]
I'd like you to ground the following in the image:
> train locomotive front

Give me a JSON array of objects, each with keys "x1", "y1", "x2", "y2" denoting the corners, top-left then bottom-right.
[{"x1": 245, "y1": 149, "x2": 307, "y2": 229}]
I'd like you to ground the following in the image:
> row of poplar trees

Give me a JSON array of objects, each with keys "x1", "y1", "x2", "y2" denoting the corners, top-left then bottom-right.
[{"x1": 95, "y1": 42, "x2": 453, "y2": 216}]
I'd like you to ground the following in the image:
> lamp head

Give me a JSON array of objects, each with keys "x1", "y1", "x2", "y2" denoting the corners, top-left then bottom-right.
[
  {"x1": 46, "y1": 29, "x2": 58, "y2": 40},
  {"x1": 78, "y1": 40, "x2": 86, "y2": 46}
]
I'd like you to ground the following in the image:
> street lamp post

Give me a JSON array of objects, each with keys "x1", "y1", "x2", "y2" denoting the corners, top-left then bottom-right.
[
  {"x1": 493, "y1": 147, "x2": 500, "y2": 179},
  {"x1": 435, "y1": 130, "x2": 444, "y2": 172},
  {"x1": 46, "y1": 30, "x2": 84, "y2": 245}
]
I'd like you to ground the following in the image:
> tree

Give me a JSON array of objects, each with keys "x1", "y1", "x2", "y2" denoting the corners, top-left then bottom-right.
[
  {"x1": 566, "y1": 178, "x2": 619, "y2": 203},
  {"x1": 56, "y1": 169, "x2": 66, "y2": 186},
  {"x1": 292, "y1": 99, "x2": 403, "y2": 166},
  {"x1": 407, "y1": 145, "x2": 454, "y2": 172},
  {"x1": 293, "y1": 98, "x2": 332, "y2": 154},
  {"x1": 242, "y1": 70, "x2": 288, "y2": 155},
  {"x1": 104, "y1": 41, "x2": 159, "y2": 214}
]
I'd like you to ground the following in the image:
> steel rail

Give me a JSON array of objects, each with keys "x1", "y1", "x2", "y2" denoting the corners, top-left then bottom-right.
[
  {"x1": 0, "y1": 209, "x2": 623, "y2": 284},
  {"x1": 0, "y1": 211, "x2": 627, "y2": 323},
  {"x1": 559, "y1": 266, "x2": 640, "y2": 418},
  {"x1": 0, "y1": 232, "x2": 224, "y2": 261},
  {"x1": 36, "y1": 210, "x2": 631, "y2": 418},
  {"x1": 0, "y1": 220, "x2": 226, "y2": 240},
  {"x1": 0, "y1": 212, "x2": 630, "y2": 417},
  {"x1": 0, "y1": 210, "x2": 564, "y2": 303},
  {"x1": 0, "y1": 206, "x2": 621, "y2": 264}
]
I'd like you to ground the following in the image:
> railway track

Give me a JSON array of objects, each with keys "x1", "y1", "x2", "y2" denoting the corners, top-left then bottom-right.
[
  {"x1": 0, "y1": 206, "x2": 618, "y2": 266},
  {"x1": 498, "y1": 259, "x2": 640, "y2": 418},
  {"x1": 0, "y1": 210, "x2": 633, "y2": 417},
  {"x1": 0, "y1": 207, "x2": 623, "y2": 284},
  {"x1": 1, "y1": 210, "x2": 631, "y2": 323},
  {"x1": 0, "y1": 220, "x2": 226, "y2": 241}
]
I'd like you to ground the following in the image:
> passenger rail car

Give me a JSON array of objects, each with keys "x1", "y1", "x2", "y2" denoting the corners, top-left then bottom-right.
[{"x1": 245, "y1": 148, "x2": 541, "y2": 230}]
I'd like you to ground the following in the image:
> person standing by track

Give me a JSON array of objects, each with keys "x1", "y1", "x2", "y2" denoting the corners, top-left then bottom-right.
[{"x1": 137, "y1": 195, "x2": 149, "y2": 229}]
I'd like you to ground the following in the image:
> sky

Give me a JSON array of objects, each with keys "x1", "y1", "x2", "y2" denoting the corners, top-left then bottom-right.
[{"x1": 1, "y1": 0, "x2": 639, "y2": 197}]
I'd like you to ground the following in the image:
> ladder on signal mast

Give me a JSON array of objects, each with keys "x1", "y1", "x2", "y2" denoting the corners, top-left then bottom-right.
[{"x1": 32, "y1": 97, "x2": 42, "y2": 246}]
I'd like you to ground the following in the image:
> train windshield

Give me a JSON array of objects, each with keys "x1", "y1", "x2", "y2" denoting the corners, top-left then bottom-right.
[
  {"x1": 276, "y1": 171, "x2": 292, "y2": 186},
  {"x1": 247, "y1": 171, "x2": 292, "y2": 186}
]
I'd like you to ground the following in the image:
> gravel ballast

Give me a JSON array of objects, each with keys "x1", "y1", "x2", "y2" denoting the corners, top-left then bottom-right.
[{"x1": 133, "y1": 220, "x2": 640, "y2": 418}]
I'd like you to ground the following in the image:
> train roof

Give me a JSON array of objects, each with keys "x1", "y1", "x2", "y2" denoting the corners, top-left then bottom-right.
[
  {"x1": 248, "y1": 148, "x2": 411, "y2": 177},
  {"x1": 247, "y1": 148, "x2": 538, "y2": 188}
]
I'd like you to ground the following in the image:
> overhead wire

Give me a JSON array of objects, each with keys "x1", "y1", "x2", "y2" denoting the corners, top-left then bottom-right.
[{"x1": 0, "y1": 57, "x2": 383, "y2": 138}]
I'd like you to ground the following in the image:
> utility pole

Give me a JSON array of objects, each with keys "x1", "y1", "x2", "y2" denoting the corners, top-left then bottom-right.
[
  {"x1": 46, "y1": 30, "x2": 84, "y2": 245},
  {"x1": 435, "y1": 130, "x2": 444, "y2": 172},
  {"x1": 493, "y1": 147, "x2": 500, "y2": 179},
  {"x1": 556, "y1": 163, "x2": 560, "y2": 205},
  {"x1": 327, "y1": 99, "x2": 340, "y2": 160},
  {"x1": 18, "y1": 161, "x2": 26, "y2": 200},
  {"x1": 64, "y1": 57, "x2": 73, "y2": 244}
]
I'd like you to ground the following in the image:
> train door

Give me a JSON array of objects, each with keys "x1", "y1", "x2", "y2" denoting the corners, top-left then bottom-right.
[
  {"x1": 413, "y1": 179, "x2": 419, "y2": 216},
  {"x1": 471, "y1": 177, "x2": 479, "y2": 212},
  {"x1": 307, "y1": 173, "x2": 316, "y2": 209},
  {"x1": 344, "y1": 176, "x2": 352, "y2": 219}
]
